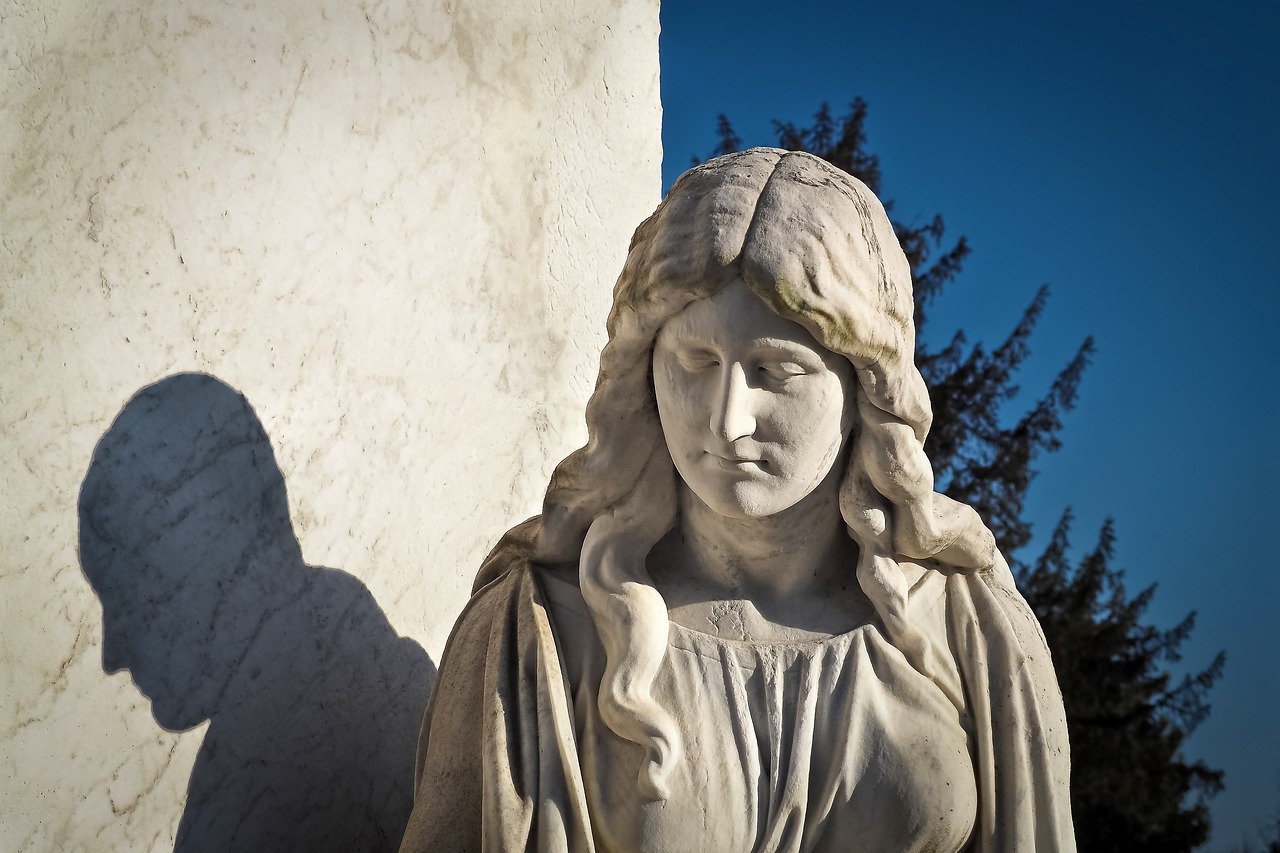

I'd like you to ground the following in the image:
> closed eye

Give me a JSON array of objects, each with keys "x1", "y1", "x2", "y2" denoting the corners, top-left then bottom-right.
[
  {"x1": 757, "y1": 361, "x2": 808, "y2": 381},
  {"x1": 675, "y1": 349, "x2": 720, "y2": 371}
]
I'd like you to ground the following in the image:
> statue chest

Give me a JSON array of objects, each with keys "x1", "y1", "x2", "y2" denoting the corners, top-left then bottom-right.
[{"x1": 568, "y1": 619, "x2": 978, "y2": 853}]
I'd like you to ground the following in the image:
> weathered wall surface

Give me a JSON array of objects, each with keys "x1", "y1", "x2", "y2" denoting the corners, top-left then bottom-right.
[{"x1": 0, "y1": 0, "x2": 660, "y2": 848}]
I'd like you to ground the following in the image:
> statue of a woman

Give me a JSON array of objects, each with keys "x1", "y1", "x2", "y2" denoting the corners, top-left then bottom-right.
[{"x1": 400, "y1": 149, "x2": 1075, "y2": 852}]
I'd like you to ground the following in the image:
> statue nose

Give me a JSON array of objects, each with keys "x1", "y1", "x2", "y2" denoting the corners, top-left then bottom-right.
[{"x1": 711, "y1": 363, "x2": 756, "y2": 441}]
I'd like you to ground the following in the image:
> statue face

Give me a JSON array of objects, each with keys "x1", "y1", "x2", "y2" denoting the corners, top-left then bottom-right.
[{"x1": 653, "y1": 279, "x2": 854, "y2": 519}]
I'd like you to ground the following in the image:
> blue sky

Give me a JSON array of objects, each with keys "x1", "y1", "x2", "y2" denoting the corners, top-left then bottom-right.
[{"x1": 660, "y1": 1, "x2": 1279, "y2": 846}]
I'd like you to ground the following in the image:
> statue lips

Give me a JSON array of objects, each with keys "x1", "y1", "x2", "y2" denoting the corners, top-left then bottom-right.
[{"x1": 706, "y1": 444, "x2": 769, "y2": 475}]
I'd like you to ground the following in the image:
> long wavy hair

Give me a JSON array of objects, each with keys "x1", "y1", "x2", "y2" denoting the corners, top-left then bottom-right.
[{"x1": 474, "y1": 148, "x2": 999, "y2": 800}]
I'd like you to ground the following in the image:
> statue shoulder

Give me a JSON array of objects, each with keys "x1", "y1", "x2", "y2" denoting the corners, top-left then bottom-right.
[{"x1": 448, "y1": 559, "x2": 593, "y2": 660}]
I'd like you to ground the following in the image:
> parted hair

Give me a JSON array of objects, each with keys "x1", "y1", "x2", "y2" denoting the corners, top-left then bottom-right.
[{"x1": 475, "y1": 148, "x2": 998, "y2": 800}]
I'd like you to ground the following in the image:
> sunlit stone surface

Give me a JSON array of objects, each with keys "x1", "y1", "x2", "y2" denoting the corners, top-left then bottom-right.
[{"x1": 0, "y1": 0, "x2": 659, "y2": 848}]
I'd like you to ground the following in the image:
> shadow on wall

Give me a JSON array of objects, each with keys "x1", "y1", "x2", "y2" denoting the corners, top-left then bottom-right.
[{"x1": 78, "y1": 372, "x2": 436, "y2": 853}]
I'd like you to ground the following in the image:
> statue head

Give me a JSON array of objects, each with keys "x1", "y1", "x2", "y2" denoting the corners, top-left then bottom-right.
[
  {"x1": 652, "y1": 276, "x2": 857, "y2": 522},
  {"x1": 480, "y1": 148, "x2": 998, "y2": 799}
]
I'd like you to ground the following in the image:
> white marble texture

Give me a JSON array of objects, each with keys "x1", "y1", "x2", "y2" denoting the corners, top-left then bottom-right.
[{"x1": 0, "y1": 0, "x2": 660, "y2": 848}]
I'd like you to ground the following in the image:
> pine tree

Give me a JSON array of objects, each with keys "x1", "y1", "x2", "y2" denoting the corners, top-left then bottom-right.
[
  {"x1": 698, "y1": 99, "x2": 1224, "y2": 850},
  {"x1": 1025, "y1": 512, "x2": 1225, "y2": 850}
]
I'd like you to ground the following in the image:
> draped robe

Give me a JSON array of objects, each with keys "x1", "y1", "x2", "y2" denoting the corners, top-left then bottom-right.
[{"x1": 400, "y1": 558, "x2": 1075, "y2": 852}]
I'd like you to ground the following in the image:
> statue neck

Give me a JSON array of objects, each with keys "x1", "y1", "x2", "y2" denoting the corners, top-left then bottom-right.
[{"x1": 647, "y1": 465, "x2": 866, "y2": 642}]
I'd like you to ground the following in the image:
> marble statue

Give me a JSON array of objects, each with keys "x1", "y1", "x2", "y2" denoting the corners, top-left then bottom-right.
[{"x1": 400, "y1": 149, "x2": 1076, "y2": 852}]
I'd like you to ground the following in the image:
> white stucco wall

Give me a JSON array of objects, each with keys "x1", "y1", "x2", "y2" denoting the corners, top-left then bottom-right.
[{"x1": 0, "y1": 0, "x2": 660, "y2": 848}]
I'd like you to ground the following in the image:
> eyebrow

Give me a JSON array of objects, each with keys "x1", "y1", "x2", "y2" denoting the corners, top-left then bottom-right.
[
  {"x1": 749, "y1": 337, "x2": 819, "y2": 352},
  {"x1": 661, "y1": 338, "x2": 829, "y2": 373},
  {"x1": 665, "y1": 339, "x2": 719, "y2": 353},
  {"x1": 656, "y1": 328, "x2": 717, "y2": 350}
]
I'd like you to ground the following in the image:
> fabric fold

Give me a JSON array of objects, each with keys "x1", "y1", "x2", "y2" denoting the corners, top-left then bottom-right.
[{"x1": 402, "y1": 562, "x2": 1075, "y2": 853}]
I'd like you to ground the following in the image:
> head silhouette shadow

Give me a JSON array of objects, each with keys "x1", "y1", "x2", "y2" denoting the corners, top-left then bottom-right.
[{"x1": 79, "y1": 372, "x2": 436, "y2": 852}]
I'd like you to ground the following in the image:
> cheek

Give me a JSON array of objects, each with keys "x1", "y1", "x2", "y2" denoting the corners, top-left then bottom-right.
[
  {"x1": 654, "y1": 386, "x2": 682, "y2": 465},
  {"x1": 777, "y1": 382, "x2": 847, "y2": 444},
  {"x1": 654, "y1": 360, "x2": 702, "y2": 448}
]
